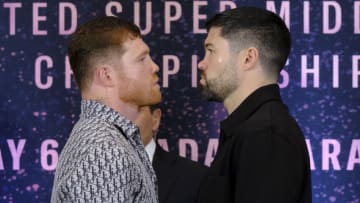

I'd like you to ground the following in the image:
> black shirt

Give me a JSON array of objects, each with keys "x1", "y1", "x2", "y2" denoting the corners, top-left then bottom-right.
[{"x1": 198, "y1": 84, "x2": 312, "y2": 203}]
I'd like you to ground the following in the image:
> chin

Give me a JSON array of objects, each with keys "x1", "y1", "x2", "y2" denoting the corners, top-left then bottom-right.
[
  {"x1": 145, "y1": 91, "x2": 162, "y2": 105},
  {"x1": 199, "y1": 85, "x2": 222, "y2": 102},
  {"x1": 152, "y1": 93, "x2": 162, "y2": 104}
]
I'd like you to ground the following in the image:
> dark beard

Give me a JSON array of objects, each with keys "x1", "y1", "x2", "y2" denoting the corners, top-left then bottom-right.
[
  {"x1": 199, "y1": 84, "x2": 223, "y2": 102},
  {"x1": 198, "y1": 59, "x2": 237, "y2": 103}
]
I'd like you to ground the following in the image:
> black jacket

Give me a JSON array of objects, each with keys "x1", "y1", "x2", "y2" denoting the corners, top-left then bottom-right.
[
  {"x1": 198, "y1": 84, "x2": 312, "y2": 203},
  {"x1": 153, "y1": 144, "x2": 208, "y2": 203}
]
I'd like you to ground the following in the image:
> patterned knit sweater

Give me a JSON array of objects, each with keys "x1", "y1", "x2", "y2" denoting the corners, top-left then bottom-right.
[{"x1": 51, "y1": 100, "x2": 158, "y2": 203}]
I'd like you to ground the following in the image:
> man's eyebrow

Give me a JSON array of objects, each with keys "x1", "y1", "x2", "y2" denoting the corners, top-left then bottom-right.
[
  {"x1": 136, "y1": 49, "x2": 150, "y2": 58},
  {"x1": 205, "y1": 43, "x2": 215, "y2": 48}
]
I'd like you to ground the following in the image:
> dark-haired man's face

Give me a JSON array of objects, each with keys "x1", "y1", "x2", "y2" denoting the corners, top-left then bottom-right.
[{"x1": 198, "y1": 27, "x2": 238, "y2": 102}]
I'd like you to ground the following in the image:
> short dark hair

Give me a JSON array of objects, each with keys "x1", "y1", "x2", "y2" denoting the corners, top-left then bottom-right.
[
  {"x1": 68, "y1": 16, "x2": 141, "y2": 91},
  {"x1": 206, "y1": 7, "x2": 291, "y2": 74}
]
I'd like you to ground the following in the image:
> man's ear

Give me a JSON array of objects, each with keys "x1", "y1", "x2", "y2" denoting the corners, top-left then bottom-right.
[
  {"x1": 93, "y1": 65, "x2": 115, "y2": 87},
  {"x1": 151, "y1": 108, "x2": 162, "y2": 133},
  {"x1": 241, "y1": 47, "x2": 259, "y2": 70}
]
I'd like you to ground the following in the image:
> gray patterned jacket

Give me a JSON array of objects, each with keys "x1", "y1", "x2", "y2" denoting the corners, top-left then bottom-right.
[{"x1": 51, "y1": 100, "x2": 158, "y2": 203}]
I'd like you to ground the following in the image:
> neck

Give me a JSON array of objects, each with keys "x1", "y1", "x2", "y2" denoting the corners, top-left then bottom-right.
[
  {"x1": 108, "y1": 101, "x2": 140, "y2": 122},
  {"x1": 223, "y1": 88, "x2": 247, "y2": 114},
  {"x1": 224, "y1": 80, "x2": 276, "y2": 114},
  {"x1": 82, "y1": 89, "x2": 140, "y2": 122}
]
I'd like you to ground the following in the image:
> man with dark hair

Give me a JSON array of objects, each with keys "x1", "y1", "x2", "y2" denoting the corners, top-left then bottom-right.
[
  {"x1": 51, "y1": 16, "x2": 160, "y2": 202},
  {"x1": 135, "y1": 105, "x2": 208, "y2": 203},
  {"x1": 197, "y1": 7, "x2": 312, "y2": 203}
]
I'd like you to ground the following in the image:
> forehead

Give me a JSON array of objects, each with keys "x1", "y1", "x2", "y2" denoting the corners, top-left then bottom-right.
[
  {"x1": 204, "y1": 27, "x2": 228, "y2": 47},
  {"x1": 123, "y1": 37, "x2": 150, "y2": 56}
]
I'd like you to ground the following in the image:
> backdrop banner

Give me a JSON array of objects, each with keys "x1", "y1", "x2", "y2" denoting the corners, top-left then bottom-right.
[{"x1": 0, "y1": 1, "x2": 359, "y2": 202}]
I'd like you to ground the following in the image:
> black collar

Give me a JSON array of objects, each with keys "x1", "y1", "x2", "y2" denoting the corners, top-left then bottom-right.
[{"x1": 220, "y1": 84, "x2": 283, "y2": 141}]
